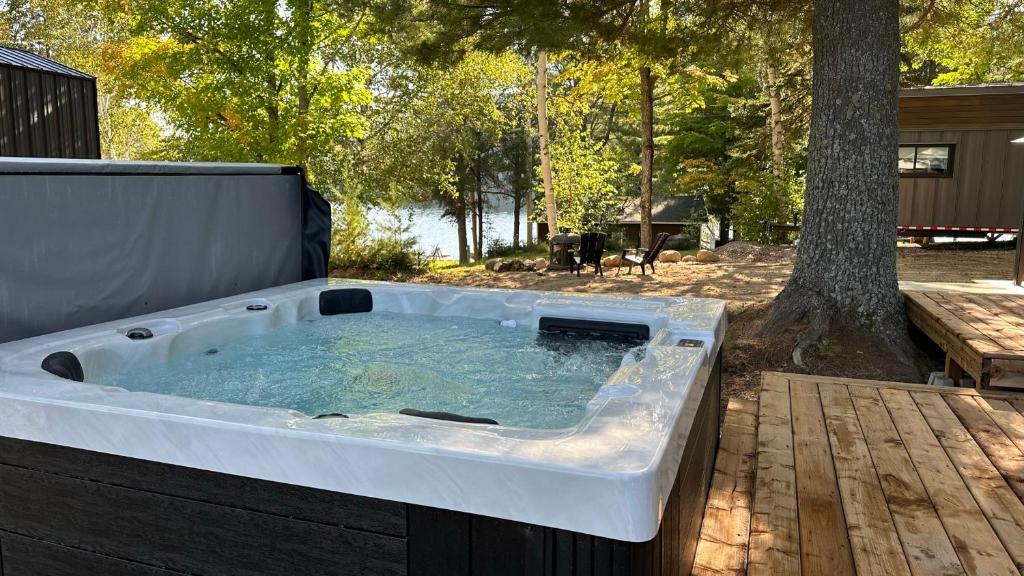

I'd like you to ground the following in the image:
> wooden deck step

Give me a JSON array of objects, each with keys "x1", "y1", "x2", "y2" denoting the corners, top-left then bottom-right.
[{"x1": 904, "y1": 290, "x2": 1024, "y2": 388}]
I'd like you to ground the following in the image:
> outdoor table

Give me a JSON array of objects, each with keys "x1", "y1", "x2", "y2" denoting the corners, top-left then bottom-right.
[{"x1": 548, "y1": 233, "x2": 581, "y2": 271}]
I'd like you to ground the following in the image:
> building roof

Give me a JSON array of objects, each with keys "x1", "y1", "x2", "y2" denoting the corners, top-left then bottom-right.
[
  {"x1": 620, "y1": 195, "x2": 707, "y2": 225},
  {"x1": 900, "y1": 83, "x2": 1024, "y2": 98},
  {"x1": 0, "y1": 46, "x2": 93, "y2": 79}
]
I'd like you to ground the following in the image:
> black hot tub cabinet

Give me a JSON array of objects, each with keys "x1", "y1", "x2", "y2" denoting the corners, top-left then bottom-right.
[{"x1": 0, "y1": 281, "x2": 726, "y2": 576}]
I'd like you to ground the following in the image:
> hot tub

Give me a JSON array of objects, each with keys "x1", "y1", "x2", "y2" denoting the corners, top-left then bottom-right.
[{"x1": 0, "y1": 280, "x2": 725, "y2": 576}]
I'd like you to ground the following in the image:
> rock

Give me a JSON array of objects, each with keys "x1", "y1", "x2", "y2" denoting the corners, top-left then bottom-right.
[
  {"x1": 509, "y1": 259, "x2": 524, "y2": 272},
  {"x1": 485, "y1": 258, "x2": 503, "y2": 271},
  {"x1": 658, "y1": 250, "x2": 682, "y2": 263},
  {"x1": 696, "y1": 249, "x2": 720, "y2": 264},
  {"x1": 602, "y1": 254, "x2": 621, "y2": 267},
  {"x1": 494, "y1": 259, "x2": 513, "y2": 272},
  {"x1": 534, "y1": 258, "x2": 549, "y2": 271},
  {"x1": 522, "y1": 260, "x2": 536, "y2": 272},
  {"x1": 682, "y1": 255, "x2": 697, "y2": 263}
]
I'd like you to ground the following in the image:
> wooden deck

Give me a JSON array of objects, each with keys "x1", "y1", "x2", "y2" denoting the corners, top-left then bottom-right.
[
  {"x1": 691, "y1": 372, "x2": 1024, "y2": 576},
  {"x1": 904, "y1": 290, "x2": 1024, "y2": 388}
]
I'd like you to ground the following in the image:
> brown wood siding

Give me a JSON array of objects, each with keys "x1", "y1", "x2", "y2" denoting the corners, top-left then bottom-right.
[
  {"x1": 898, "y1": 128, "x2": 1024, "y2": 229},
  {"x1": 0, "y1": 63, "x2": 99, "y2": 159},
  {"x1": 900, "y1": 94, "x2": 1024, "y2": 130}
]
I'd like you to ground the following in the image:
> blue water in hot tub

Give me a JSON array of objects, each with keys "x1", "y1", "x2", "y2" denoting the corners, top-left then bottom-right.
[{"x1": 95, "y1": 312, "x2": 645, "y2": 429}]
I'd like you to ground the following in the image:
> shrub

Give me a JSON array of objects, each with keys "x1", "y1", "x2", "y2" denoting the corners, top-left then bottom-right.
[
  {"x1": 731, "y1": 174, "x2": 803, "y2": 243},
  {"x1": 330, "y1": 200, "x2": 426, "y2": 275}
]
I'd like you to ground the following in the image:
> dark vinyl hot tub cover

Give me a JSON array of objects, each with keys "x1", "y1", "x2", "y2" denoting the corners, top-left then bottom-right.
[{"x1": 0, "y1": 158, "x2": 331, "y2": 343}]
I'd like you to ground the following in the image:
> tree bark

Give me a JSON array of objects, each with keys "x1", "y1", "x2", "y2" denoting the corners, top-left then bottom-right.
[
  {"x1": 456, "y1": 188, "x2": 469, "y2": 265},
  {"x1": 524, "y1": 127, "x2": 535, "y2": 247},
  {"x1": 512, "y1": 134, "x2": 523, "y2": 252},
  {"x1": 469, "y1": 199, "x2": 479, "y2": 261},
  {"x1": 766, "y1": 0, "x2": 910, "y2": 364},
  {"x1": 765, "y1": 61, "x2": 785, "y2": 178},
  {"x1": 536, "y1": 51, "x2": 557, "y2": 238},
  {"x1": 639, "y1": 66, "x2": 655, "y2": 249},
  {"x1": 475, "y1": 154, "x2": 484, "y2": 260}
]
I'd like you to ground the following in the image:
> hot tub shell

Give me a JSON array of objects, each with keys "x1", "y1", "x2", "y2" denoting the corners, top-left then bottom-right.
[{"x1": 0, "y1": 280, "x2": 725, "y2": 575}]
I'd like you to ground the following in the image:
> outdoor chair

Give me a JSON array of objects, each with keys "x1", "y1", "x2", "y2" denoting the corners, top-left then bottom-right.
[
  {"x1": 617, "y1": 232, "x2": 670, "y2": 276},
  {"x1": 569, "y1": 231, "x2": 607, "y2": 277}
]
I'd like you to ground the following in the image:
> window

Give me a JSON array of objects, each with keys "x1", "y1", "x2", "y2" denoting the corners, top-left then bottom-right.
[{"x1": 899, "y1": 144, "x2": 954, "y2": 177}]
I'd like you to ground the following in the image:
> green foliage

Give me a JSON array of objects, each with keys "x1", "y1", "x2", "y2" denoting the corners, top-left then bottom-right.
[
  {"x1": 730, "y1": 174, "x2": 803, "y2": 243},
  {"x1": 538, "y1": 122, "x2": 623, "y2": 233},
  {"x1": 330, "y1": 201, "x2": 426, "y2": 275},
  {"x1": 902, "y1": 1, "x2": 1024, "y2": 85},
  {"x1": 109, "y1": 0, "x2": 373, "y2": 179}
]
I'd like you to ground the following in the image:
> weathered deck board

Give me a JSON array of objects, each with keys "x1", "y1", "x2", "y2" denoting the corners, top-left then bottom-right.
[
  {"x1": 847, "y1": 385, "x2": 964, "y2": 576},
  {"x1": 690, "y1": 372, "x2": 1024, "y2": 576},
  {"x1": 790, "y1": 379, "x2": 854, "y2": 576},
  {"x1": 880, "y1": 388, "x2": 1018, "y2": 576},
  {"x1": 818, "y1": 383, "x2": 911, "y2": 576},
  {"x1": 747, "y1": 374, "x2": 800, "y2": 576},
  {"x1": 904, "y1": 290, "x2": 1024, "y2": 388},
  {"x1": 691, "y1": 398, "x2": 757, "y2": 576}
]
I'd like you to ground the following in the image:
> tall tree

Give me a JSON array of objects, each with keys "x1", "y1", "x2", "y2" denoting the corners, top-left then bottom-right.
[
  {"x1": 111, "y1": 0, "x2": 373, "y2": 179},
  {"x1": 765, "y1": 0, "x2": 909, "y2": 362},
  {"x1": 536, "y1": 51, "x2": 558, "y2": 237},
  {"x1": 392, "y1": 0, "x2": 697, "y2": 245}
]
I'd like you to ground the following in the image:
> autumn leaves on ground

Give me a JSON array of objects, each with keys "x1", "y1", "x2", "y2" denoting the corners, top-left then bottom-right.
[{"x1": 397, "y1": 243, "x2": 1016, "y2": 400}]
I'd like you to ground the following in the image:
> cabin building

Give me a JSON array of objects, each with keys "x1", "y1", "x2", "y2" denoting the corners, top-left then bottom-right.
[
  {"x1": 536, "y1": 195, "x2": 708, "y2": 248},
  {"x1": 0, "y1": 46, "x2": 100, "y2": 159},
  {"x1": 898, "y1": 84, "x2": 1024, "y2": 237}
]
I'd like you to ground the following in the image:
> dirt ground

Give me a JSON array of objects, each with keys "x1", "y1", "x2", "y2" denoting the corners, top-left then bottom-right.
[{"x1": 401, "y1": 242, "x2": 1016, "y2": 400}]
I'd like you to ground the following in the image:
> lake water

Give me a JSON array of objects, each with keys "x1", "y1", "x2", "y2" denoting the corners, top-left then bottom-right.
[{"x1": 369, "y1": 202, "x2": 533, "y2": 259}]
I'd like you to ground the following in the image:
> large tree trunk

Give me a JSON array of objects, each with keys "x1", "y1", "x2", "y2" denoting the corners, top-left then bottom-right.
[
  {"x1": 512, "y1": 179, "x2": 522, "y2": 252},
  {"x1": 456, "y1": 188, "x2": 469, "y2": 265},
  {"x1": 639, "y1": 66, "x2": 655, "y2": 249},
  {"x1": 524, "y1": 128, "x2": 534, "y2": 247},
  {"x1": 766, "y1": 0, "x2": 909, "y2": 364},
  {"x1": 475, "y1": 156, "x2": 484, "y2": 260},
  {"x1": 765, "y1": 61, "x2": 785, "y2": 178},
  {"x1": 536, "y1": 51, "x2": 557, "y2": 239}
]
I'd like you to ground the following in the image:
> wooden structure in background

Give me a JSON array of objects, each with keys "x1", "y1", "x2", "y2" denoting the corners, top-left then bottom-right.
[
  {"x1": 897, "y1": 84, "x2": 1024, "y2": 237},
  {"x1": 904, "y1": 290, "x2": 1024, "y2": 388},
  {"x1": 0, "y1": 46, "x2": 100, "y2": 159},
  {"x1": 693, "y1": 372, "x2": 1024, "y2": 576}
]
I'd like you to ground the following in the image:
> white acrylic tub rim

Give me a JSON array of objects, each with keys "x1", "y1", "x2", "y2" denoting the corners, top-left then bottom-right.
[{"x1": 0, "y1": 279, "x2": 727, "y2": 542}]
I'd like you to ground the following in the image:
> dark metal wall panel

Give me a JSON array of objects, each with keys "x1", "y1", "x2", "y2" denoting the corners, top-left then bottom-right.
[
  {"x1": 69, "y1": 77, "x2": 85, "y2": 156},
  {"x1": 900, "y1": 93, "x2": 1024, "y2": 130},
  {"x1": 41, "y1": 73, "x2": 60, "y2": 157},
  {"x1": 898, "y1": 128, "x2": 1024, "y2": 229},
  {"x1": 8, "y1": 68, "x2": 29, "y2": 154},
  {"x1": 82, "y1": 80, "x2": 100, "y2": 156},
  {"x1": 56, "y1": 75, "x2": 73, "y2": 157},
  {"x1": 0, "y1": 63, "x2": 100, "y2": 159},
  {"x1": 24, "y1": 71, "x2": 45, "y2": 156},
  {"x1": 1003, "y1": 129, "x2": 1024, "y2": 230},
  {"x1": 0, "y1": 67, "x2": 10, "y2": 155}
]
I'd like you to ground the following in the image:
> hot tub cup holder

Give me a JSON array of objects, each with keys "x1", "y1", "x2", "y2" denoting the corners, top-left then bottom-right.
[
  {"x1": 246, "y1": 304, "x2": 269, "y2": 311},
  {"x1": 125, "y1": 327, "x2": 153, "y2": 340}
]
